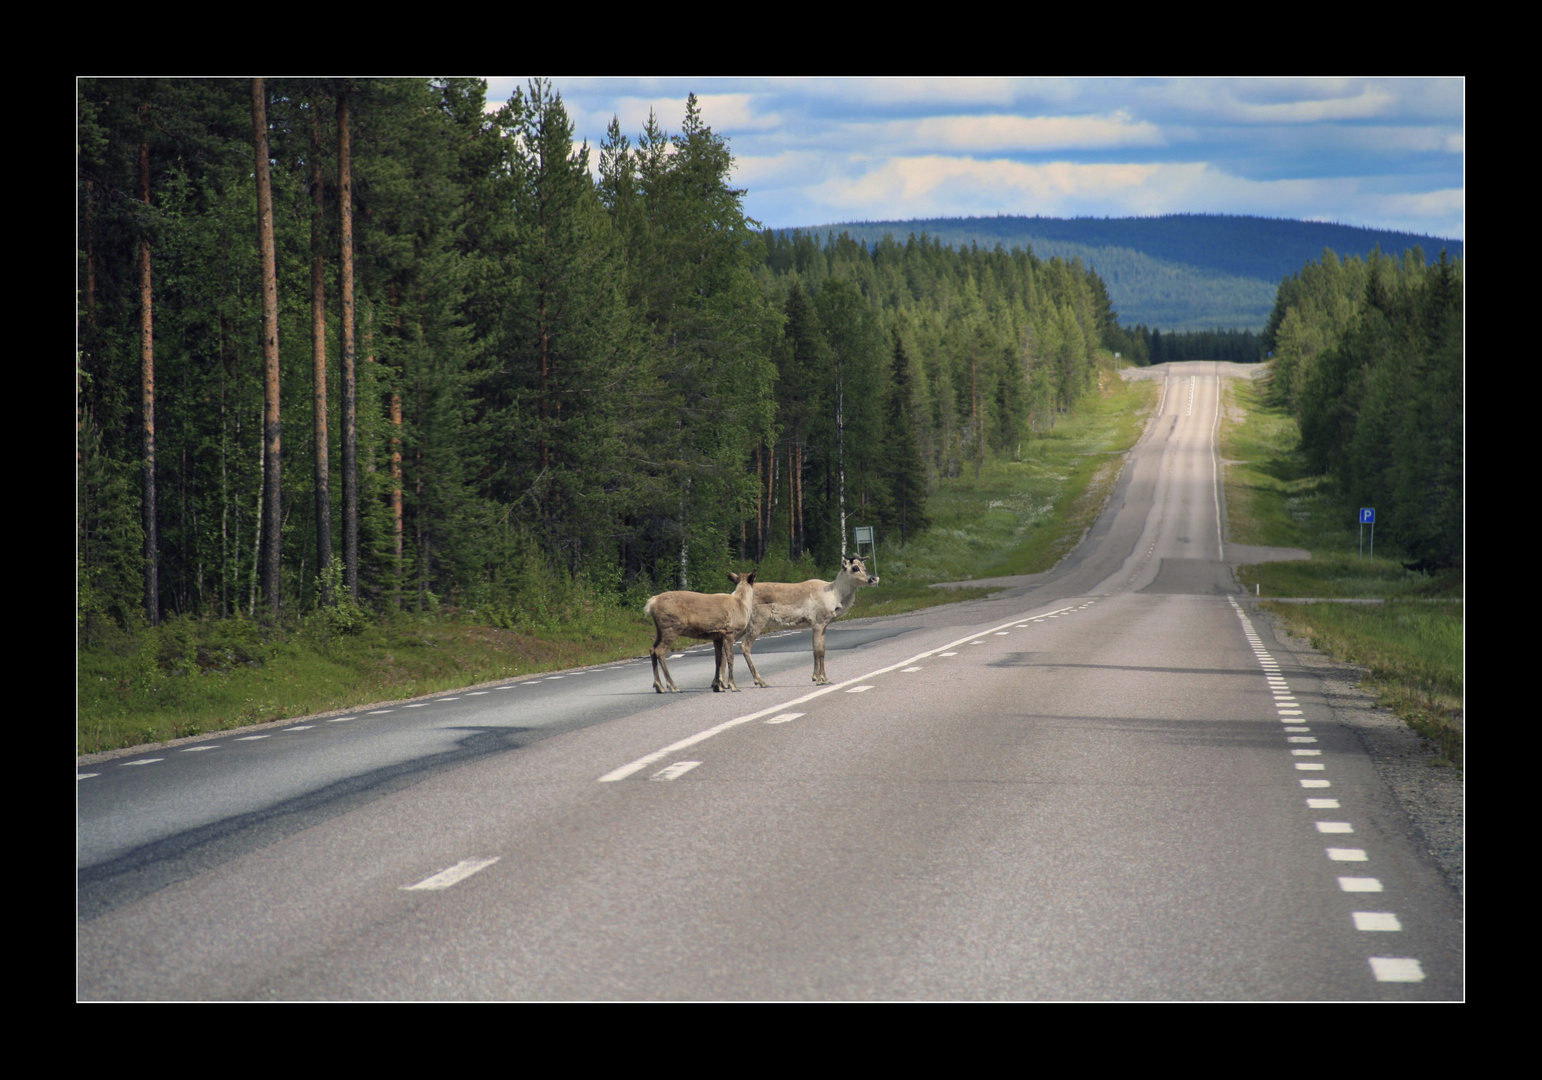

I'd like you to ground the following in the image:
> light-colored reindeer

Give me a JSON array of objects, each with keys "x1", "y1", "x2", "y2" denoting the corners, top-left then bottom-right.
[
  {"x1": 644, "y1": 570, "x2": 758, "y2": 693},
  {"x1": 738, "y1": 555, "x2": 880, "y2": 687}
]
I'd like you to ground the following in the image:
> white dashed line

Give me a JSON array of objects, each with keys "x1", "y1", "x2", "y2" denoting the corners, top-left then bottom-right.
[
  {"x1": 764, "y1": 713, "x2": 804, "y2": 725},
  {"x1": 181, "y1": 745, "x2": 217, "y2": 752},
  {"x1": 1353, "y1": 912, "x2": 1402, "y2": 931},
  {"x1": 121, "y1": 758, "x2": 165, "y2": 765},
  {"x1": 402, "y1": 856, "x2": 501, "y2": 891},
  {"x1": 77, "y1": 773, "x2": 99, "y2": 780},
  {"x1": 1315, "y1": 822, "x2": 1354, "y2": 833},
  {"x1": 1369, "y1": 958, "x2": 1425, "y2": 982},
  {"x1": 236, "y1": 735, "x2": 270, "y2": 741},
  {"x1": 651, "y1": 761, "x2": 702, "y2": 781},
  {"x1": 846, "y1": 685, "x2": 874, "y2": 693},
  {"x1": 1339, "y1": 877, "x2": 1383, "y2": 892},
  {"x1": 1327, "y1": 848, "x2": 1368, "y2": 862}
]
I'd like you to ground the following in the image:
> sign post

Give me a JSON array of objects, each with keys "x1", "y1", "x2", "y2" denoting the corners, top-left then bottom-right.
[
  {"x1": 853, "y1": 525, "x2": 876, "y2": 574},
  {"x1": 1359, "y1": 508, "x2": 1375, "y2": 561}
]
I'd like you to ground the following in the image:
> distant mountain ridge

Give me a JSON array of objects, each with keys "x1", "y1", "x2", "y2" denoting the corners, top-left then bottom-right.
[{"x1": 790, "y1": 214, "x2": 1463, "y2": 332}]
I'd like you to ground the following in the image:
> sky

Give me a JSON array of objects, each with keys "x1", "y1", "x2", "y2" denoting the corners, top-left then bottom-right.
[{"x1": 482, "y1": 77, "x2": 1464, "y2": 242}]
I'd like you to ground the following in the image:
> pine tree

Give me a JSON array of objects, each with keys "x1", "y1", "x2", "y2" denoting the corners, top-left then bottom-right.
[{"x1": 881, "y1": 335, "x2": 930, "y2": 545}]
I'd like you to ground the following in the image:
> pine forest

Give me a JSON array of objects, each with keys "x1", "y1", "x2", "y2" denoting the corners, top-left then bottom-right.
[{"x1": 77, "y1": 78, "x2": 1121, "y2": 641}]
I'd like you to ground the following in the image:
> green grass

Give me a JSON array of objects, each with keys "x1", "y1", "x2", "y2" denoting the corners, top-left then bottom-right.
[
  {"x1": 77, "y1": 358, "x2": 1157, "y2": 756},
  {"x1": 1219, "y1": 372, "x2": 1464, "y2": 764}
]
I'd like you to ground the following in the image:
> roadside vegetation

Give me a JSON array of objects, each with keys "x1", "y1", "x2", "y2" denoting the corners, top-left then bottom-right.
[
  {"x1": 1221, "y1": 374, "x2": 1463, "y2": 765},
  {"x1": 78, "y1": 358, "x2": 1153, "y2": 755}
]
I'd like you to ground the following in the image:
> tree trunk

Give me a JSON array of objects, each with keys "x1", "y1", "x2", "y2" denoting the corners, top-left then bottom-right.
[
  {"x1": 391, "y1": 389, "x2": 403, "y2": 600},
  {"x1": 252, "y1": 77, "x2": 282, "y2": 622},
  {"x1": 138, "y1": 118, "x2": 159, "y2": 627},
  {"x1": 338, "y1": 88, "x2": 359, "y2": 600},
  {"x1": 310, "y1": 100, "x2": 333, "y2": 604}
]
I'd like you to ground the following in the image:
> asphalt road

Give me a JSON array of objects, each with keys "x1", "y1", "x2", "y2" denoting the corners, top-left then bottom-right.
[{"x1": 77, "y1": 362, "x2": 1462, "y2": 1000}]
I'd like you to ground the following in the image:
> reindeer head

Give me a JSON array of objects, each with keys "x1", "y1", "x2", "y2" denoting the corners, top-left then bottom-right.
[{"x1": 842, "y1": 555, "x2": 879, "y2": 587}]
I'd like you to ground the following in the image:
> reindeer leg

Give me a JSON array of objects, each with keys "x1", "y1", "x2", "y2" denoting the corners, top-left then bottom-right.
[
  {"x1": 812, "y1": 623, "x2": 828, "y2": 684},
  {"x1": 723, "y1": 635, "x2": 739, "y2": 691},
  {"x1": 711, "y1": 637, "x2": 727, "y2": 692},
  {"x1": 740, "y1": 629, "x2": 768, "y2": 688},
  {"x1": 652, "y1": 630, "x2": 679, "y2": 693}
]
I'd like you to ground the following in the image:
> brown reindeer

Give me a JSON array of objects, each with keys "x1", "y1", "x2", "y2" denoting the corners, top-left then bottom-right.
[
  {"x1": 644, "y1": 570, "x2": 758, "y2": 693},
  {"x1": 739, "y1": 555, "x2": 880, "y2": 686}
]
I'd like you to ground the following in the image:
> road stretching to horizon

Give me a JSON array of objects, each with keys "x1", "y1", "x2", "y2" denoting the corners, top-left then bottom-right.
[{"x1": 78, "y1": 362, "x2": 1462, "y2": 1001}]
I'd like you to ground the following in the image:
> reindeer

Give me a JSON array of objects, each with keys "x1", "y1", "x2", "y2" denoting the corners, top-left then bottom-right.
[
  {"x1": 644, "y1": 570, "x2": 758, "y2": 693},
  {"x1": 738, "y1": 555, "x2": 880, "y2": 687}
]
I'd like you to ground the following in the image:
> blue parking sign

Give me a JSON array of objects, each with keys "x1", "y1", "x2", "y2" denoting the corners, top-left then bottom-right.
[{"x1": 1360, "y1": 508, "x2": 1375, "y2": 524}]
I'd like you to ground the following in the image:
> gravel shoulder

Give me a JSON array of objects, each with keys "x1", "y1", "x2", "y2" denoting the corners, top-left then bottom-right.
[{"x1": 1247, "y1": 598, "x2": 1464, "y2": 899}]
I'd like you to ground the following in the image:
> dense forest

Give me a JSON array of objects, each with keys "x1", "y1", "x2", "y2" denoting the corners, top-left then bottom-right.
[
  {"x1": 1260, "y1": 247, "x2": 1463, "y2": 569},
  {"x1": 820, "y1": 215, "x2": 1463, "y2": 332},
  {"x1": 77, "y1": 77, "x2": 1118, "y2": 640}
]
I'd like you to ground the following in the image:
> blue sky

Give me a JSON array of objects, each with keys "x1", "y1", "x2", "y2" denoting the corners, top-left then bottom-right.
[{"x1": 483, "y1": 77, "x2": 1464, "y2": 241}]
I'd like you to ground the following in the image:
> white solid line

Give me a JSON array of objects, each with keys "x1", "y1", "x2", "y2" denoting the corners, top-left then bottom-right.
[
  {"x1": 846, "y1": 685, "x2": 874, "y2": 693},
  {"x1": 651, "y1": 761, "x2": 702, "y2": 781},
  {"x1": 764, "y1": 713, "x2": 804, "y2": 725},
  {"x1": 1369, "y1": 957, "x2": 1425, "y2": 982},
  {"x1": 1338, "y1": 876, "x2": 1382, "y2": 892},
  {"x1": 1353, "y1": 912, "x2": 1402, "y2": 931},
  {"x1": 1326, "y1": 848, "x2": 1368, "y2": 861},
  {"x1": 1316, "y1": 822, "x2": 1354, "y2": 833},
  {"x1": 940, "y1": 652, "x2": 958, "y2": 657},
  {"x1": 402, "y1": 856, "x2": 501, "y2": 891},
  {"x1": 902, "y1": 667, "x2": 923, "y2": 672}
]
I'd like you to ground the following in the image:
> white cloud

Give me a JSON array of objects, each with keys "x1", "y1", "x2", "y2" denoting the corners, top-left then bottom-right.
[{"x1": 856, "y1": 112, "x2": 1167, "y2": 154}]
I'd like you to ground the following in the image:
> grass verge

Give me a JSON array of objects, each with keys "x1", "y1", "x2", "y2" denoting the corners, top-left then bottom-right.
[
  {"x1": 1220, "y1": 372, "x2": 1464, "y2": 765},
  {"x1": 78, "y1": 358, "x2": 1155, "y2": 755}
]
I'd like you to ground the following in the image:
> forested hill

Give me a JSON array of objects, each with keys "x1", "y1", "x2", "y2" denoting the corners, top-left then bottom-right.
[{"x1": 794, "y1": 215, "x2": 1463, "y2": 333}]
